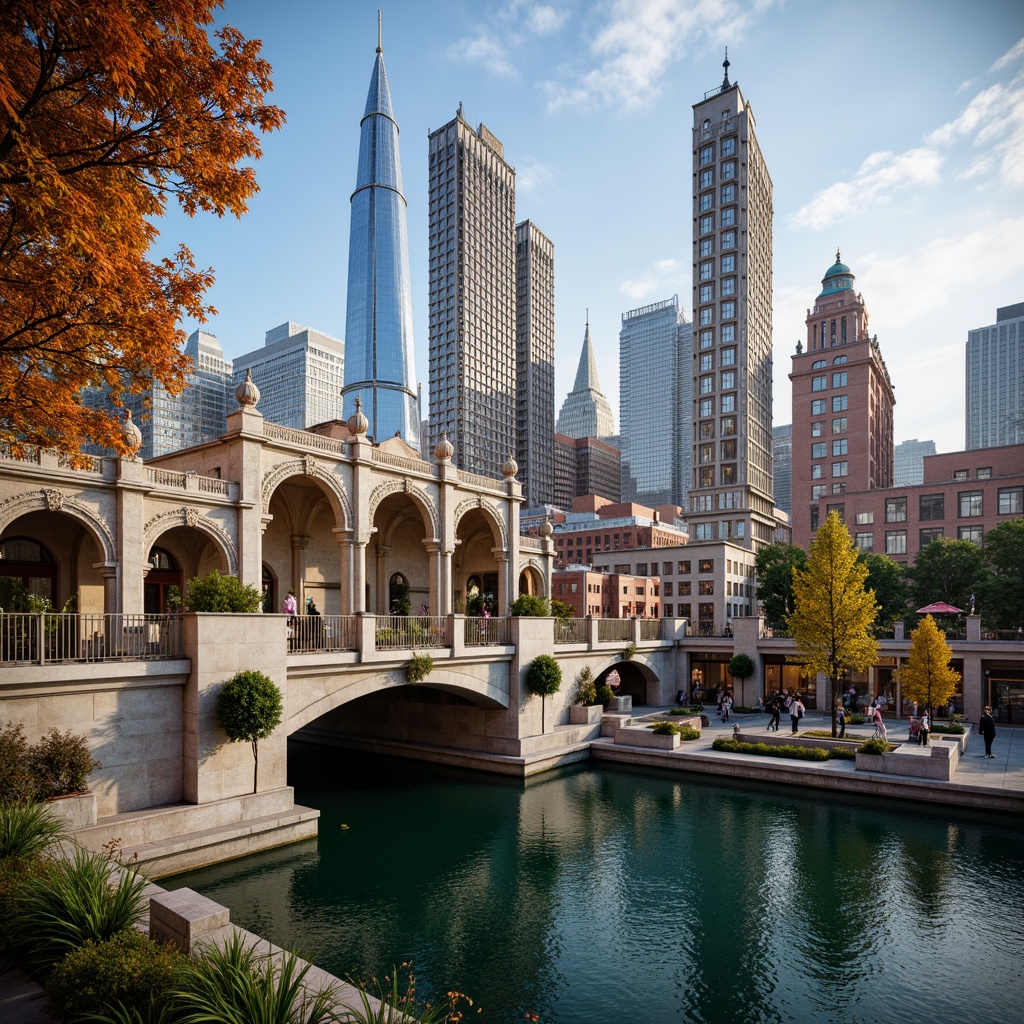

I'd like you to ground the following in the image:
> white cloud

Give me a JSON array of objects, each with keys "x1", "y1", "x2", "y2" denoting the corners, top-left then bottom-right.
[
  {"x1": 516, "y1": 158, "x2": 556, "y2": 193},
  {"x1": 991, "y1": 37, "x2": 1024, "y2": 72},
  {"x1": 618, "y1": 257, "x2": 686, "y2": 302},
  {"x1": 448, "y1": 2, "x2": 570, "y2": 77},
  {"x1": 450, "y1": 32, "x2": 519, "y2": 78},
  {"x1": 926, "y1": 84, "x2": 1004, "y2": 146},
  {"x1": 542, "y1": 0, "x2": 778, "y2": 113},
  {"x1": 527, "y1": 4, "x2": 569, "y2": 34}
]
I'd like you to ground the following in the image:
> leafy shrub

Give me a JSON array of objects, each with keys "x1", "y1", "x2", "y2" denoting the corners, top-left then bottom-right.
[
  {"x1": 406, "y1": 653, "x2": 433, "y2": 684},
  {"x1": 932, "y1": 723, "x2": 965, "y2": 734},
  {"x1": 732, "y1": 705, "x2": 754, "y2": 714},
  {"x1": 46, "y1": 928, "x2": 188, "y2": 1021},
  {"x1": 621, "y1": 642, "x2": 637, "y2": 661},
  {"x1": 728, "y1": 653, "x2": 756, "y2": 682},
  {"x1": 596, "y1": 684, "x2": 615, "y2": 706},
  {"x1": 0, "y1": 720, "x2": 33, "y2": 803},
  {"x1": 28, "y1": 728, "x2": 100, "y2": 799},
  {"x1": 0, "y1": 856, "x2": 56, "y2": 955},
  {"x1": 550, "y1": 599, "x2": 575, "y2": 621},
  {"x1": 0, "y1": 801, "x2": 70, "y2": 861},
  {"x1": 216, "y1": 670, "x2": 283, "y2": 794},
  {"x1": 651, "y1": 721, "x2": 680, "y2": 736},
  {"x1": 526, "y1": 655, "x2": 562, "y2": 699},
  {"x1": 183, "y1": 570, "x2": 262, "y2": 613},
  {"x1": 849, "y1": 714, "x2": 867, "y2": 725},
  {"x1": 677, "y1": 725, "x2": 701, "y2": 741},
  {"x1": 857, "y1": 738, "x2": 894, "y2": 755},
  {"x1": 829, "y1": 746, "x2": 856, "y2": 760},
  {"x1": 669, "y1": 707, "x2": 698, "y2": 716},
  {"x1": 509, "y1": 594, "x2": 549, "y2": 617},
  {"x1": 573, "y1": 666, "x2": 596, "y2": 706},
  {"x1": 711, "y1": 738, "x2": 831, "y2": 762},
  {"x1": 13, "y1": 848, "x2": 148, "y2": 976}
]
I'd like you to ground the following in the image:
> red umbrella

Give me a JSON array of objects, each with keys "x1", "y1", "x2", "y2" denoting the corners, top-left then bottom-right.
[{"x1": 916, "y1": 601, "x2": 962, "y2": 615}]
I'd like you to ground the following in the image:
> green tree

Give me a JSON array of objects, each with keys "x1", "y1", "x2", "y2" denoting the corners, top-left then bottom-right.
[
  {"x1": 788, "y1": 511, "x2": 879, "y2": 736},
  {"x1": 184, "y1": 570, "x2": 262, "y2": 612},
  {"x1": 755, "y1": 544, "x2": 807, "y2": 632},
  {"x1": 728, "y1": 653, "x2": 756, "y2": 697},
  {"x1": 909, "y1": 538, "x2": 989, "y2": 616},
  {"x1": 899, "y1": 615, "x2": 961, "y2": 722},
  {"x1": 215, "y1": 670, "x2": 283, "y2": 793},
  {"x1": 859, "y1": 552, "x2": 909, "y2": 634},
  {"x1": 978, "y1": 519, "x2": 1024, "y2": 630},
  {"x1": 526, "y1": 654, "x2": 562, "y2": 733},
  {"x1": 510, "y1": 594, "x2": 550, "y2": 616}
]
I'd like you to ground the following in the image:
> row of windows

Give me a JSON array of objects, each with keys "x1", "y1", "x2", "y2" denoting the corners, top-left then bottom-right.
[
  {"x1": 698, "y1": 136, "x2": 737, "y2": 166},
  {"x1": 811, "y1": 395, "x2": 849, "y2": 415},
  {"x1": 810, "y1": 418, "x2": 847, "y2": 437},
  {"x1": 810, "y1": 371, "x2": 848, "y2": 391}
]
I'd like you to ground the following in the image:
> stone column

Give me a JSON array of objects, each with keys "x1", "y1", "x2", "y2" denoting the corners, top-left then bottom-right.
[
  {"x1": 115, "y1": 458, "x2": 148, "y2": 615},
  {"x1": 290, "y1": 535, "x2": 309, "y2": 603},
  {"x1": 352, "y1": 540, "x2": 368, "y2": 614},
  {"x1": 423, "y1": 541, "x2": 441, "y2": 615},
  {"x1": 492, "y1": 549, "x2": 509, "y2": 616},
  {"x1": 96, "y1": 565, "x2": 119, "y2": 616},
  {"x1": 376, "y1": 544, "x2": 390, "y2": 615},
  {"x1": 333, "y1": 529, "x2": 353, "y2": 616}
]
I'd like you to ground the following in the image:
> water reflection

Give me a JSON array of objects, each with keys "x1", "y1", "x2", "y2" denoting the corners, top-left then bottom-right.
[{"x1": 169, "y1": 744, "x2": 1024, "y2": 1024}]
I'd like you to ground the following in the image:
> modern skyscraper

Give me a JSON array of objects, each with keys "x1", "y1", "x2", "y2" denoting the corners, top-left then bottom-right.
[
  {"x1": 966, "y1": 301, "x2": 1024, "y2": 450},
  {"x1": 689, "y1": 55, "x2": 774, "y2": 548},
  {"x1": 553, "y1": 433, "x2": 621, "y2": 509},
  {"x1": 233, "y1": 323, "x2": 344, "y2": 430},
  {"x1": 341, "y1": 29, "x2": 419, "y2": 449},
  {"x1": 427, "y1": 108, "x2": 516, "y2": 477},
  {"x1": 81, "y1": 330, "x2": 232, "y2": 459},
  {"x1": 772, "y1": 424, "x2": 793, "y2": 517},
  {"x1": 515, "y1": 220, "x2": 555, "y2": 507},
  {"x1": 619, "y1": 296, "x2": 692, "y2": 509},
  {"x1": 556, "y1": 317, "x2": 616, "y2": 440},
  {"x1": 789, "y1": 253, "x2": 895, "y2": 550},
  {"x1": 894, "y1": 438, "x2": 937, "y2": 487}
]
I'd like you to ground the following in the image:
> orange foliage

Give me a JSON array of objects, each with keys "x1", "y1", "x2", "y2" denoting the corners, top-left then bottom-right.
[{"x1": 0, "y1": 0, "x2": 284, "y2": 455}]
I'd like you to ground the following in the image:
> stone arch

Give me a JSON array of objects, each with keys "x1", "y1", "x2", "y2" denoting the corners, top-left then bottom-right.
[
  {"x1": 596, "y1": 654, "x2": 661, "y2": 706},
  {"x1": 143, "y1": 507, "x2": 237, "y2": 576},
  {"x1": 0, "y1": 489, "x2": 115, "y2": 562},
  {"x1": 261, "y1": 458, "x2": 353, "y2": 530},
  {"x1": 453, "y1": 496, "x2": 507, "y2": 549},
  {"x1": 518, "y1": 559, "x2": 546, "y2": 597},
  {"x1": 368, "y1": 480, "x2": 438, "y2": 539}
]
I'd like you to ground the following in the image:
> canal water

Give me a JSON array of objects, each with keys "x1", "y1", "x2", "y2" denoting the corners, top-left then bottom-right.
[{"x1": 169, "y1": 742, "x2": 1024, "y2": 1024}]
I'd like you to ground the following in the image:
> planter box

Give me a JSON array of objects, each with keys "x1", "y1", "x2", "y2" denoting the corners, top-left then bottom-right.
[
  {"x1": 569, "y1": 704, "x2": 604, "y2": 725},
  {"x1": 45, "y1": 792, "x2": 97, "y2": 831},
  {"x1": 736, "y1": 731, "x2": 857, "y2": 753},
  {"x1": 609, "y1": 695, "x2": 633, "y2": 713},
  {"x1": 614, "y1": 727, "x2": 679, "y2": 750},
  {"x1": 856, "y1": 740, "x2": 958, "y2": 781}
]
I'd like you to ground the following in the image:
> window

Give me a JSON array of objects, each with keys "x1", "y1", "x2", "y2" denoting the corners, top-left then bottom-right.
[
  {"x1": 721, "y1": 230, "x2": 737, "y2": 250},
  {"x1": 831, "y1": 482, "x2": 846, "y2": 495},
  {"x1": 699, "y1": 260, "x2": 713, "y2": 281},
  {"x1": 832, "y1": 439, "x2": 848, "y2": 456},
  {"x1": 680, "y1": 603, "x2": 692, "y2": 619},
  {"x1": 812, "y1": 442, "x2": 827, "y2": 458},
  {"x1": 855, "y1": 532, "x2": 873, "y2": 552},
  {"x1": 699, "y1": 559, "x2": 714, "y2": 573},
  {"x1": 720, "y1": 301, "x2": 736, "y2": 320},
  {"x1": 636, "y1": 563, "x2": 648, "y2": 576},
  {"x1": 832, "y1": 371, "x2": 848, "y2": 387},
  {"x1": 812, "y1": 484, "x2": 826, "y2": 499},
  {"x1": 833, "y1": 354, "x2": 847, "y2": 365},
  {"x1": 700, "y1": 352, "x2": 714, "y2": 371},
  {"x1": 998, "y1": 487, "x2": 1023, "y2": 514},
  {"x1": 919, "y1": 493, "x2": 944, "y2": 520},
  {"x1": 811, "y1": 464, "x2": 822, "y2": 479},
  {"x1": 721, "y1": 439, "x2": 737, "y2": 460},
  {"x1": 721, "y1": 136, "x2": 736, "y2": 156},
  {"x1": 811, "y1": 421, "x2": 824, "y2": 437},
  {"x1": 699, "y1": 211, "x2": 714, "y2": 234},
  {"x1": 699, "y1": 284, "x2": 714, "y2": 304},
  {"x1": 699, "y1": 443, "x2": 714, "y2": 464},
  {"x1": 959, "y1": 525, "x2": 983, "y2": 544},
  {"x1": 721, "y1": 255, "x2": 735, "y2": 273},
  {"x1": 721, "y1": 325, "x2": 735, "y2": 342},
  {"x1": 700, "y1": 375, "x2": 714, "y2": 394},
  {"x1": 699, "y1": 144, "x2": 714, "y2": 166},
  {"x1": 953, "y1": 469, "x2": 968, "y2": 481},
  {"x1": 721, "y1": 160, "x2": 736, "y2": 180},
  {"x1": 855, "y1": 511, "x2": 873, "y2": 525},
  {"x1": 699, "y1": 467, "x2": 714, "y2": 487},
  {"x1": 885, "y1": 530, "x2": 907, "y2": 555},
  {"x1": 721, "y1": 465, "x2": 736, "y2": 484},
  {"x1": 959, "y1": 491, "x2": 983, "y2": 517},
  {"x1": 721, "y1": 183, "x2": 737, "y2": 203},
  {"x1": 721, "y1": 276, "x2": 736, "y2": 295},
  {"x1": 695, "y1": 524, "x2": 713, "y2": 540},
  {"x1": 832, "y1": 395, "x2": 848, "y2": 412},
  {"x1": 699, "y1": 169, "x2": 713, "y2": 188},
  {"x1": 720, "y1": 416, "x2": 736, "y2": 436},
  {"x1": 700, "y1": 330, "x2": 713, "y2": 349},
  {"x1": 678, "y1": 561, "x2": 691, "y2": 574},
  {"x1": 721, "y1": 370, "x2": 736, "y2": 389},
  {"x1": 721, "y1": 206, "x2": 736, "y2": 226},
  {"x1": 977, "y1": 467, "x2": 992, "y2": 480},
  {"x1": 833, "y1": 461, "x2": 848, "y2": 477},
  {"x1": 720, "y1": 394, "x2": 735, "y2": 412},
  {"x1": 919, "y1": 527, "x2": 944, "y2": 547},
  {"x1": 700, "y1": 307, "x2": 713, "y2": 325},
  {"x1": 812, "y1": 359, "x2": 827, "y2": 369},
  {"x1": 664, "y1": 605, "x2": 673, "y2": 617},
  {"x1": 812, "y1": 399, "x2": 827, "y2": 415},
  {"x1": 699, "y1": 398, "x2": 713, "y2": 417},
  {"x1": 663, "y1": 562, "x2": 673, "y2": 575},
  {"x1": 699, "y1": 420, "x2": 714, "y2": 440},
  {"x1": 832, "y1": 418, "x2": 847, "y2": 434},
  {"x1": 827, "y1": 503, "x2": 845, "y2": 521},
  {"x1": 700, "y1": 238, "x2": 714, "y2": 257},
  {"x1": 721, "y1": 347, "x2": 736, "y2": 366},
  {"x1": 810, "y1": 507, "x2": 819, "y2": 530}
]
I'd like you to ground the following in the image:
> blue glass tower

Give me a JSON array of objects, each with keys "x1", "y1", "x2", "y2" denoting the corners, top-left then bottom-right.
[{"x1": 341, "y1": 29, "x2": 420, "y2": 449}]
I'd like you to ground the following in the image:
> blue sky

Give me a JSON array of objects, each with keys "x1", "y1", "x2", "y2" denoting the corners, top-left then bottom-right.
[{"x1": 163, "y1": 0, "x2": 1024, "y2": 457}]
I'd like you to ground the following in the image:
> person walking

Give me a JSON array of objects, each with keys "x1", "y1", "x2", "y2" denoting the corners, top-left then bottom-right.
[
  {"x1": 919, "y1": 710, "x2": 930, "y2": 746},
  {"x1": 980, "y1": 706, "x2": 997, "y2": 758},
  {"x1": 790, "y1": 694, "x2": 805, "y2": 734},
  {"x1": 837, "y1": 704, "x2": 847, "y2": 739},
  {"x1": 721, "y1": 692, "x2": 733, "y2": 723},
  {"x1": 874, "y1": 706, "x2": 887, "y2": 742}
]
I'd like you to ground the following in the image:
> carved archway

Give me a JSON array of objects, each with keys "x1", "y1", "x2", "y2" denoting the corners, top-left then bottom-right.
[
  {"x1": 260, "y1": 458, "x2": 353, "y2": 530},
  {"x1": 143, "y1": 507, "x2": 237, "y2": 575},
  {"x1": 0, "y1": 489, "x2": 115, "y2": 563}
]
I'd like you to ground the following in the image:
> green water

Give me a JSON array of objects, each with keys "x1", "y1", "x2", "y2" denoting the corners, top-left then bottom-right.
[{"x1": 169, "y1": 742, "x2": 1024, "y2": 1024}]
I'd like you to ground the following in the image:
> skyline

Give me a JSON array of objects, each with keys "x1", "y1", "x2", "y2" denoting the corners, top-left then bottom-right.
[{"x1": 155, "y1": 1, "x2": 1024, "y2": 459}]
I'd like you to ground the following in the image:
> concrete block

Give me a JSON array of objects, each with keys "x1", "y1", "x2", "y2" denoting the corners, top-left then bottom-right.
[
  {"x1": 615, "y1": 727, "x2": 679, "y2": 750},
  {"x1": 150, "y1": 888, "x2": 230, "y2": 951},
  {"x1": 45, "y1": 792, "x2": 97, "y2": 830},
  {"x1": 569, "y1": 705, "x2": 603, "y2": 725}
]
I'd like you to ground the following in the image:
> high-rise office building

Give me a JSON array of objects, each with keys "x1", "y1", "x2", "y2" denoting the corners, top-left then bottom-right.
[
  {"x1": 340, "y1": 31, "x2": 419, "y2": 450},
  {"x1": 427, "y1": 108, "x2": 516, "y2": 478},
  {"x1": 966, "y1": 302, "x2": 1024, "y2": 450},
  {"x1": 82, "y1": 330, "x2": 233, "y2": 459},
  {"x1": 556, "y1": 318, "x2": 615, "y2": 440},
  {"x1": 790, "y1": 253, "x2": 895, "y2": 550},
  {"x1": 553, "y1": 433, "x2": 621, "y2": 509},
  {"x1": 894, "y1": 438, "x2": 937, "y2": 487},
  {"x1": 772, "y1": 424, "x2": 793, "y2": 517},
  {"x1": 689, "y1": 55, "x2": 774, "y2": 548},
  {"x1": 619, "y1": 296, "x2": 692, "y2": 510},
  {"x1": 515, "y1": 220, "x2": 555, "y2": 507},
  {"x1": 233, "y1": 323, "x2": 344, "y2": 430}
]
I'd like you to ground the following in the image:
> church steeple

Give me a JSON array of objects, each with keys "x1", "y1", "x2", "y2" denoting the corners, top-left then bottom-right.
[{"x1": 556, "y1": 317, "x2": 616, "y2": 439}]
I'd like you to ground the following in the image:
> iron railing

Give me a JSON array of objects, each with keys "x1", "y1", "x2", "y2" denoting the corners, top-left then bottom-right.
[
  {"x1": 597, "y1": 620, "x2": 631, "y2": 643},
  {"x1": 639, "y1": 619, "x2": 663, "y2": 641},
  {"x1": 0, "y1": 613, "x2": 182, "y2": 664},
  {"x1": 464, "y1": 616, "x2": 510, "y2": 647},
  {"x1": 374, "y1": 615, "x2": 451, "y2": 650},
  {"x1": 288, "y1": 615, "x2": 359, "y2": 653},
  {"x1": 554, "y1": 618, "x2": 588, "y2": 644}
]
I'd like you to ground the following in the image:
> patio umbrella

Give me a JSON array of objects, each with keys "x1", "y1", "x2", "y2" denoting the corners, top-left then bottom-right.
[{"x1": 915, "y1": 601, "x2": 963, "y2": 615}]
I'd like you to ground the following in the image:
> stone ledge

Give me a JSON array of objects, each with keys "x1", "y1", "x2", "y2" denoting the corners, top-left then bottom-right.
[
  {"x1": 150, "y1": 888, "x2": 229, "y2": 952},
  {"x1": 614, "y1": 727, "x2": 679, "y2": 750}
]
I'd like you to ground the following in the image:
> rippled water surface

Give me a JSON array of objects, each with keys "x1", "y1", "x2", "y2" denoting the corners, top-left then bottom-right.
[{"x1": 169, "y1": 742, "x2": 1024, "y2": 1024}]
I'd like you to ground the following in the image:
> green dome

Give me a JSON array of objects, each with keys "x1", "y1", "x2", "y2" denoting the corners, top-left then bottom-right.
[
  {"x1": 824, "y1": 260, "x2": 851, "y2": 279},
  {"x1": 819, "y1": 249, "x2": 854, "y2": 296}
]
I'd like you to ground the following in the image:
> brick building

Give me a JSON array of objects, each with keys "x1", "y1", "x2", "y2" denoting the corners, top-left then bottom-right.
[{"x1": 552, "y1": 566, "x2": 660, "y2": 618}]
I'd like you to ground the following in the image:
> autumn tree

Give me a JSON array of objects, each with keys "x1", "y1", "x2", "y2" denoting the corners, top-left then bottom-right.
[
  {"x1": 909, "y1": 538, "x2": 988, "y2": 618},
  {"x1": 899, "y1": 615, "x2": 961, "y2": 723},
  {"x1": 788, "y1": 511, "x2": 879, "y2": 736},
  {"x1": 754, "y1": 543, "x2": 807, "y2": 632},
  {"x1": 977, "y1": 519, "x2": 1024, "y2": 630},
  {"x1": 0, "y1": 1, "x2": 284, "y2": 456}
]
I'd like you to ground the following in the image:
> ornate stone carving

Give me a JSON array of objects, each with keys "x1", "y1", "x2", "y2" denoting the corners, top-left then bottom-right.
[
  {"x1": 183, "y1": 506, "x2": 200, "y2": 528},
  {"x1": 42, "y1": 487, "x2": 64, "y2": 511}
]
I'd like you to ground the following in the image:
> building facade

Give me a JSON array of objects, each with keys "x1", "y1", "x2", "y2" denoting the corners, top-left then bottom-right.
[
  {"x1": 232, "y1": 323, "x2": 344, "y2": 431},
  {"x1": 619, "y1": 296, "x2": 692, "y2": 509},
  {"x1": 552, "y1": 567, "x2": 661, "y2": 619},
  {"x1": 427, "y1": 109, "x2": 517, "y2": 478},
  {"x1": 341, "y1": 36, "x2": 420, "y2": 449},
  {"x1": 772, "y1": 423, "x2": 793, "y2": 518},
  {"x1": 515, "y1": 220, "x2": 555, "y2": 507},
  {"x1": 966, "y1": 301, "x2": 1024, "y2": 450},
  {"x1": 556, "y1": 318, "x2": 615, "y2": 440},
  {"x1": 553, "y1": 434, "x2": 622, "y2": 509},
  {"x1": 790, "y1": 253, "x2": 894, "y2": 551},
  {"x1": 689, "y1": 56, "x2": 775, "y2": 550},
  {"x1": 894, "y1": 438, "x2": 937, "y2": 487}
]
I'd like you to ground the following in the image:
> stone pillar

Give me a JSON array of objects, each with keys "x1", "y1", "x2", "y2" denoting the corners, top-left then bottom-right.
[
  {"x1": 966, "y1": 614, "x2": 982, "y2": 642},
  {"x1": 96, "y1": 565, "x2": 119, "y2": 616},
  {"x1": 223, "y1": 401, "x2": 268, "y2": 595},
  {"x1": 333, "y1": 529, "x2": 353, "y2": 616},
  {"x1": 290, "y1": 534, "x2": 309, "y2": 603},
  {"x1": 352, "y1": 540, "x2": 368, "y2": 614},
  {"x1": 424, "y1": 541, "x2": 442, "y2": 615},
  {"x1": 492, "y1": 549, "x2": 509, "y2": 616},
  {"x1": 115, "y1": 458, "x2": 149, "y2": 615},
  {"x1": 376, "y1": 544, "x2": 390, "y2": 615}
]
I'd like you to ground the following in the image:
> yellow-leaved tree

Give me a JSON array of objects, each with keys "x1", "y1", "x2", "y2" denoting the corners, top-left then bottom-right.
[
  {"x1": 899, "y1": 615, "x2": 961, "y2": 720},
  {"x1": 0, "y1": 1, "x2": 284, "y2": 456},
  {"x1": 788, "y1": 510, "x2": 880, "y2": 736}
]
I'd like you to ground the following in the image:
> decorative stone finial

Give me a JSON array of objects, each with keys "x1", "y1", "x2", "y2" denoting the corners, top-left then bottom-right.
[
  {"x1": 502, "y1": 452, "x2": 519, "y2": 479},
  {"x1": 122, "y1": 408, "x2": 142, "y2": 453},
  {"x1": 539, "y1": 519, "x2": 553, "y2": 538},
  {"x1": 347, "y1": 396, "x2": 369, "y2": 435},
  {"x1": 434, "y1": 431, "x2": 454, "y2": 463},
  {"x1": 235, "y1": 368, "x2": 261, "y2": 408}
]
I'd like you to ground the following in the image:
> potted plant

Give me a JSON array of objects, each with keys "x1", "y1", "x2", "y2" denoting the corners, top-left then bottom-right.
[{"x1": 569, "y1": 666, "x2": 602, "y2": 724}]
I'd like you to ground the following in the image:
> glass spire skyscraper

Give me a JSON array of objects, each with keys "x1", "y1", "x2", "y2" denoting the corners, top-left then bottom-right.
[{"x1": 341, "y1": 31, "x2": 420, "y2": 449}]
